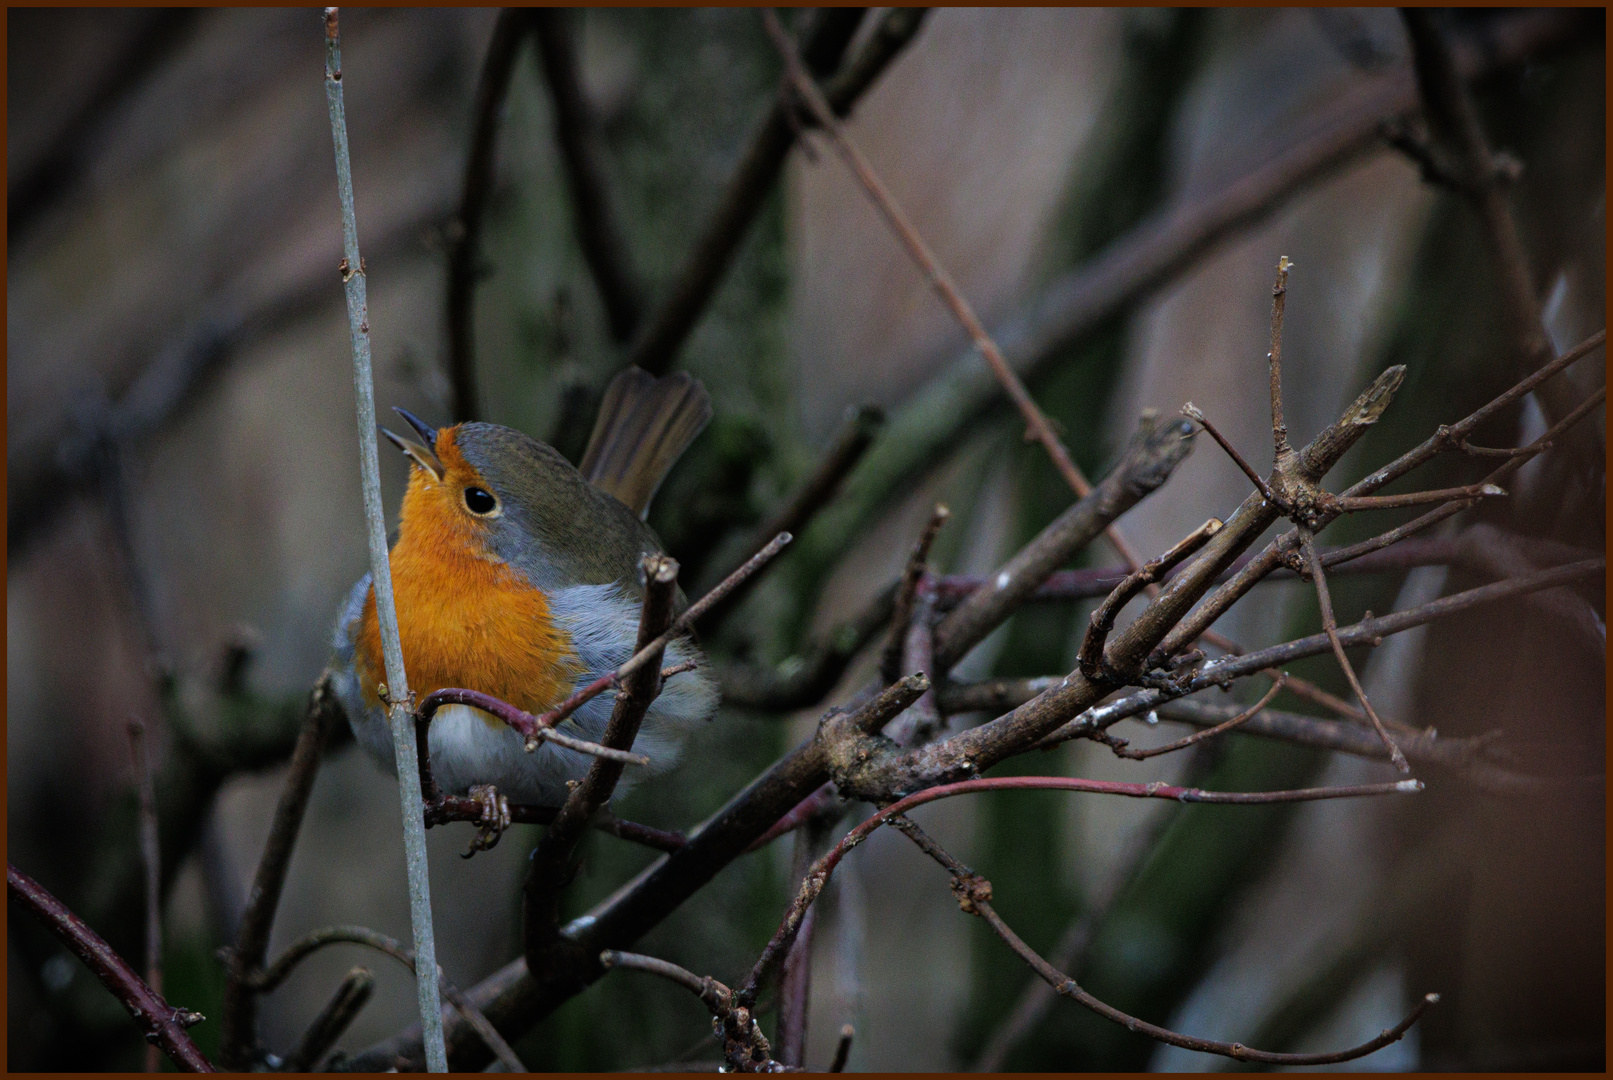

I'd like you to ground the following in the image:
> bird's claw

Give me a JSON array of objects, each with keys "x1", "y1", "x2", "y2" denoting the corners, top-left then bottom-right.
[{"x1": 461, "y1": 784, "x2": 511, "y2": 858}]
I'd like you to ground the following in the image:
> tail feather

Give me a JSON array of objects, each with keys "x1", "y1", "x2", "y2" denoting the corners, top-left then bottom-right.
[{"x1": 579, "y1": 367, "x2": 712, "y2": 517}]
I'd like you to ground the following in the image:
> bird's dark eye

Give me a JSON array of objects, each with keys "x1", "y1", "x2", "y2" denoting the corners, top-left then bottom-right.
[{"x1": 463, "y1": 487, "x2": 497, "y2": 515}]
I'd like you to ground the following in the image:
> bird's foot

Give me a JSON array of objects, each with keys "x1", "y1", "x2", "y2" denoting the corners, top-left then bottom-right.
[{"x1": 461, "y1": 784, "x2": 512, "y2": 859}]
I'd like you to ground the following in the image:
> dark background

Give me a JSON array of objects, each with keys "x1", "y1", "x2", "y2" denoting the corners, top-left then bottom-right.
[{"x1": 7, "y1": 8, "x2": 1604, "y2": 1071}]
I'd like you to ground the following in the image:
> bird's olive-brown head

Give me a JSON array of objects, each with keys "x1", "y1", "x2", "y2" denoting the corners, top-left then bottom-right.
[{"x1": 381, "y1": 408, "x2": 664, "y2": 595}]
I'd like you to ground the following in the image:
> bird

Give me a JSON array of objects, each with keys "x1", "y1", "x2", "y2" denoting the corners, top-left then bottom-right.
[{"x1": 329, "y1": 367, "x2": 719, "y2": 847}]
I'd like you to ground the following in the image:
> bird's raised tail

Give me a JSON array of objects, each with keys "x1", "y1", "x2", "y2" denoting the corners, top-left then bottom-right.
[{"x1": 579, "y1": 366, "x2": 712, "y2": 518}]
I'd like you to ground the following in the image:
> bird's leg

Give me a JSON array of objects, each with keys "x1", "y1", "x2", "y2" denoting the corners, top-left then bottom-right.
[{"x1": 462, "y1": 783, "x2": 512, "y2": 858}]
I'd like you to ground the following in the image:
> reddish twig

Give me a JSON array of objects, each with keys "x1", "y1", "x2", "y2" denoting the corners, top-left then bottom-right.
[
  {"x1": 416, "y1": 688, "x2": 651, "y2": 766},
  {"x1": 9, "y1": 864, "x2": 212, "y2": 1072},
  {"x1": 740, "y1": 774, "x2": 1419, "y2": 1006}
]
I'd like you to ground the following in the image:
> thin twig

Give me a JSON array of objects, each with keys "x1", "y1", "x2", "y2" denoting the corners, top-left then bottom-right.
[
  {"x1": 972, "y1": 745, "x2": 1218, "y2": 1071},
  {"x1": 741, "y1": 773, "x2": 1418, "y2": 1007},
  {"x1": 1336, "y1": 481, "x2": 1504, "y2": 513},
  {"x1": 322, "y1": 9, "x2": 446, "y2": 1070},
  {"x1": 8, "y1": 864, "x2": 212, "y2": 1072},
  {"x1": 599, "y1": 951, "x2": 777, "y2": 1071},
  {"x1": 530, "y1": 533, "x2": 791, "y2": 737},
  {"x1": 888, "y1": 814, "x2": 1436, "y2": 1066},
  {"x1": 1111, "y1": 674, "x2": 1287, "y2": 761},
  {"x1": 882, "y1": 504, "x2": 950, "y2": 684},
  {"x1": 1268, "y1": 256, "x2": 1293, "y2": 461},
  {"x1": 283, "y1": 967, "x2": 374, "y2": 1072},
  {"x1": 1298, "y1": 528, "x2": 1409, "y2": 771},
  {"x1": 778, "y1": 816, "x2": 836, "y2": 1067},
  {"x1": 974, "y1": 878, "x2": 1434, "y2": 1065},
  {"x1": 446, "y1": 8, "x2": 532, "y2": 422},
  {"x1": 1182, "y1": 402, "x2": 1279, "y2": 506},
  {"x1": 416, "y1": 688, "x2": 652, "y2": 766},
  {"x1": 1038, "y1": 558, "x2": 1605, "y2": 749},
  {"x1": 764, "y1": 9, "x2": 1092, "y2": 502},
  {"x1": 126, "y1": 721, "x2": 165, "y2": 1072}
]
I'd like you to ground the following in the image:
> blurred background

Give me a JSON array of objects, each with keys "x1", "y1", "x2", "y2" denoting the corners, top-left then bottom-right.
[{"x1": 7, "y1": 7, "x2": 1604, "y2": 1071}]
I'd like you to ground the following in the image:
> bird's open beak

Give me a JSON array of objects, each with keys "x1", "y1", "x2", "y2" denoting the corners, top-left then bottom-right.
[{"x1": 381, "y1": 408, "x2": 445, "y2": 480}]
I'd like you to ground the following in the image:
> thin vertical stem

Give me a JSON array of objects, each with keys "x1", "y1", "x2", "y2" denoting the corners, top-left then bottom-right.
[
  {"x1": 322, "y1": 8, "x2": 446, "y2": 1070},
  {"x1": 1268, "y1": 255, "x2": 1292, "y2": 460},
  {"x1": 127, "y1": 720, "x2": 163, "y2": 1072}
]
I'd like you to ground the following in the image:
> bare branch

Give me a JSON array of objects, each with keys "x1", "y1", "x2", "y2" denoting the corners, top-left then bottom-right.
[
  {"x1": 829, "y1": 1024, "x2": 854, "y2": 1072},
  {"x1": 219, "y1": 679, "x2": 342, "y2": 1068},
  {"x1": 284, "y1": 967, "x2": 374, "y2": 1072},
  {"x1": 974, "y1": 880, "x2": 1434, "y2": 1066},
  {"x1": 1040, "y1": 557, "x2": 1606, "y2": 748},
  {"x1": 932, "y1": 413, "x2": 1197, "y2": 671},
  {"x1": 765, "y1": 8, "x2": 1094, "y2": 501},
  {"x1": 253, "y1": 924, "x2": 524, "y2": 1072},
  {"x1": 8, "y1": 864, "x2": 212, "y2": 1072}
]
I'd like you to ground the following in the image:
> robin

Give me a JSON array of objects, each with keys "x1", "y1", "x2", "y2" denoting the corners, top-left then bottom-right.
[{"x1": 330, "y1": 367, "x2": 719, "y2": 834}]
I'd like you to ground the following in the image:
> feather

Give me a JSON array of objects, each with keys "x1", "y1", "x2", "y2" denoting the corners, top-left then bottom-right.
[{"x1": 579, "y1": 367, "x2": 712, "y2": 518}]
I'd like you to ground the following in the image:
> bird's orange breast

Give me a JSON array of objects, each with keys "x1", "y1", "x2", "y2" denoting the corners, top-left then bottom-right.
[{"x1": 354, "y1": 429, "x2": 581, "y2": 721}]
